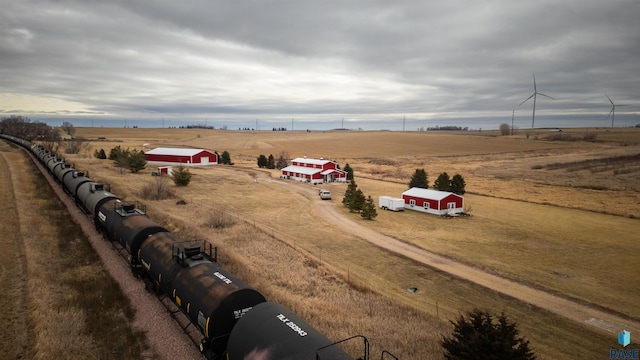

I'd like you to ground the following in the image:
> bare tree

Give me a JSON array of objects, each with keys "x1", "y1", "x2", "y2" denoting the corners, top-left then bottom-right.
[
  {"x1": 276, "y1": 151, "x2": 289, "y2": 169},
  {"x1": 64, "y1": 137, "x2": 90, "y2": 154},
  {"x1": 139, "y1": 175, "x2": 175, "y2": 200},
  {"x1": 61, "y1": 121, "x2": 76, "y2": 136},
  {"x1": 500, "y1": 123, "x2": 511, "y2": 136}
]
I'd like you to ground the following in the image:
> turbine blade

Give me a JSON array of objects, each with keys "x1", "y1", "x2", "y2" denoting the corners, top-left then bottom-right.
[
  {"x1": 519, "y1": 93, "x2": 535, "y2": 106},
  {"x1": 533, "y1": 73, "x2": 537, "y2": 91},
  {"x1": 538, "y1": 92, "x2": 555, "y2": 100},
  {"x1": 605, "y1": 108, "x2": 614, "y2": 122},
  {"x1": 606, "y1": 94, "x2": 614, "y2": 106}
]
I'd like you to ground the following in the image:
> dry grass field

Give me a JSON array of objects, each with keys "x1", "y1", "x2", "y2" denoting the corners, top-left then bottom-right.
[
  {"x1": 57, "y1": 127, "x2": 640, "y2": 358},
  {"x1": 0, "y1": 141, "x2": 149, "y2": 359}
]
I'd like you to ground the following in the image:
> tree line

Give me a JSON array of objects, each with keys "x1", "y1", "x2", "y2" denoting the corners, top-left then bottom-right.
[{"x1": 409, "y1": 168, "x2": 466, "y2": 195}]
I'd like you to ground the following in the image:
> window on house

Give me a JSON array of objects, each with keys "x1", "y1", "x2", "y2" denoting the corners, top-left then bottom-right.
[
  {"x1": 423, "y1": 202, "x2": 430, "y2": 209},
  {"x1": 409, "y1": 199, "x2": 416, "y2": 206},
  {"x1": 447, "y1": 202, "x2": 456, "y2": 209}
]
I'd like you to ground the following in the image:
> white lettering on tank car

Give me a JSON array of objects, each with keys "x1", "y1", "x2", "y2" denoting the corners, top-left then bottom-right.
[
  {"x1": 233, "y1": 306, "x2": 253, "y2": 319},
  {"x1": 98, "y1": 211, "x2": 106, "y2": 222},
  {"x1": 276, "y1": 313, "x2": 308, "y2": 337},
  {"x1": 213, "y1": 271, "x2": 232, "y2": 284},
  {"x1": 197, "y1": 311, "x2": 206, "y2": 330}
]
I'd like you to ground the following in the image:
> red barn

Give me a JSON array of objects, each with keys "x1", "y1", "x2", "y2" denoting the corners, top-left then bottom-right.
[
  {"x1": 402, "y1": 188, "x2": 464, "y2": 215},
  {"x1": 281, "y1": 157, "x2": 347, "y2": 184},
  {"x1": 145, "y1": 148, "x2": 218, "y2": 165}
]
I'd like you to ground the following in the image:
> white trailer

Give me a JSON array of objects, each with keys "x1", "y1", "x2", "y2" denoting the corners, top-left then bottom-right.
[{"x1": 379, "y1": 196, "x2": 405, "y2": 211}]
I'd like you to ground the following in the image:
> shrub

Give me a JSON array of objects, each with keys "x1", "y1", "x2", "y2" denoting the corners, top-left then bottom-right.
[
  {"x1": 171, "y1": 165, "x2": 192, "y2": 186},
  {"x1": 204, "y1": 207, "x2": 236, "y2": 228},
  {"x1": 499, "y1": 123, "x2": 510, "y2": 136},
  {"x1": 139, "y1": 176, "x2": 175, "y2": 200},
  {"x1": 441, "y1": 309, "x2": 536, "y2": 360},
  {"x1": 127, "y1": 150, "x2": 147, "y2": 173},
  {"x1": 94, "y1": 149, "x2": 107, "y2": 159}
]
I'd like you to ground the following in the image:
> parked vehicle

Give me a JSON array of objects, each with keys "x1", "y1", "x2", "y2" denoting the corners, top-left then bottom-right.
[
  {"x1": 378, "y1": 196, "x2": 405, "y2": 211},
  {"x1": 319, "y1": 189, "x2": 332, "y2": 200}
]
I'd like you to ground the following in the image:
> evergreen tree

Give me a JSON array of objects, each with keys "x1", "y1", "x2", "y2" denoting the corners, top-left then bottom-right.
[
  {"x1": 435, "y1": 172, "x2": 452, "y2": 191},
  {"x1": 111, "y1": 146, "x2": 130, "y2": 174},
  {"x1": 171, "y1": 165, "x2": 192, "y2": 186},
  {"x1": 257, "y1": 154, "x2": 268, "y2": 168},
  {"x1": 361, "y1": 195, "x2": 378, "y2": 220},
  {"x1": 343, "y1": 163, "x2": 354, "y2": 180},
  {"x1": 220, "y1": 150, "x2": 232, "y2": 165},
  {"x1": 409, "y1": 168, "x2": 429, "y2": 189},
  {"x1": 94, "y1": 148, "x2": 107, "y2": 159},
  {"x1": 109, "y1": 145, "x2": 127, "y2": 160},
  {"x1": 342, "y1": 179, "x2": 358, "y2": 208},
  {"x1": 451, "y1": 174, "x2": 466, "y2": 195},
  {"x1": 350, "y1": 189, "x2": 366, "y2": 213},
  {"x1": 441, "y1": 309, "x2": 536, "y2": 360},
  {"x1": 127, "y1": 149, "x2": 147, "y2": 173},
  {"x1": 267, "y1": 154, "x2": 275, "y2": 169}
]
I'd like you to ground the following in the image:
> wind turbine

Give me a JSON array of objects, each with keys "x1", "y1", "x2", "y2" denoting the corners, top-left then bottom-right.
[
  {"x1": 605, "y1": 94, "x2": 629, "y2": 128},
  {"x1": 519, "y1": 73, "x2": 555, "y2": 128}
]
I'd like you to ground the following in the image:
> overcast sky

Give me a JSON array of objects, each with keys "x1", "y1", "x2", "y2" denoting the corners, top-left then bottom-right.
[{"x1": 1, "y1": 1, "x2": 639, "y2": 127}]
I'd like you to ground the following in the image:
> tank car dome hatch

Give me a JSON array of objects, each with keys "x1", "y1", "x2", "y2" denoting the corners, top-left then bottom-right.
[
  {"x1": 54, "y1": 163, "x2": 73, "y2": 183},
  {"x1": 97, "y1": 199, "x2": 167, "y2": 268},
  {"x1": 77, "y1": 182, "x2": 120, "y2": 217},
  {"x1": 47, "y1": 158, "x2": 64, "y2": 174},
  {"x1": 226, "y1": 302, "x2": 355, "y2": 360},
  {"x1": 63, "y1": 171, "x2": 91, "y2": 198}
]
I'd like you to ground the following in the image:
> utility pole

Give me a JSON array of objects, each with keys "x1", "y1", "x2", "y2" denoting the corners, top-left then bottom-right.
[{"x1": 511, "y1": 109, "x2": 514, "y2": 135}]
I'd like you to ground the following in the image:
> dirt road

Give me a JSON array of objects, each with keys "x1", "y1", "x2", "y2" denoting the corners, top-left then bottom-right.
[{"x1": 261, "y1": 175, "x2": 640, "y2": 338}]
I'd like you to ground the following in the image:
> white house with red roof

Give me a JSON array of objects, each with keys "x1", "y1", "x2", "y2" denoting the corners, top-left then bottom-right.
[{"x1": 281, "y1": 157, "x2": 347, "y2": 184}]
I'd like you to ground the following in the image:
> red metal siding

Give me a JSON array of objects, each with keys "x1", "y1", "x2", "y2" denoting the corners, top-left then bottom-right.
[
  {"x1": 402, "y1": 194, "x2": 462, "y2": 210},
  {"x1": 322, "y1": 162, "x2": 337, "y2": 171},
  {"x1": 192, "y1": 151, "x2": 217, "y2": 164},
  {"x1": 146, "y1": 154, "x2": 191, "y2": 163},
  {"x1": 442, "y1": 194, "x2": 463, "y2": 208},
  {"x1": 146, "y1": 151, "x2": 217, "y2": 164}
]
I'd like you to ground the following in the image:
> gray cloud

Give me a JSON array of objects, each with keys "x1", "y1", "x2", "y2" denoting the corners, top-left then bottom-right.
[{"x1": 0, "y1": 0, "x2": 638, "y2": 127}]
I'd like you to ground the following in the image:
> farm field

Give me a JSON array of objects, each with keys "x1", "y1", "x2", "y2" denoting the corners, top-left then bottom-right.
[{"x1": 58, "y1": 127, "x2": 640, "y2": 358}]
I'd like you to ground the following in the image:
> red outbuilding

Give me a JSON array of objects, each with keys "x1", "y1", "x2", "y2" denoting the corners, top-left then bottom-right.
[
  {"x1": 402, "y1": 187, "x2": 464, "y2": 215},
  {"x1": 281, "y1": 157, "x2": 347, "y2": 184},
  {"x1": 145, "y1": 147, "x2": 218, "y2": 165}
]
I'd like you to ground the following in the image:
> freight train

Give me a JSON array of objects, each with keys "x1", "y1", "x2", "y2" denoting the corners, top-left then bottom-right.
[{"x1": 1, "y1": 134, "x2": 390, "y2": 360}]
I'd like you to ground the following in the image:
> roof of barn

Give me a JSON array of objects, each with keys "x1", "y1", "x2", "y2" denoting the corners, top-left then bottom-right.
[
  {"x1": 402, "y1": 187, "x2": 461, "y2": 200},
  {"x1": 146, "y1": 147, "x2": 212, "y2": 156},
  {"x1": 291, "y1": 157, "x2": 334, "y2": 165}
]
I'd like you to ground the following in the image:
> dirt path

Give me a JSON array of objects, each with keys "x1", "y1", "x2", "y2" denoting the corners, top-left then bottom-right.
[{"x1": 258, "y1": 174, "x2": 640, "y2": 337}]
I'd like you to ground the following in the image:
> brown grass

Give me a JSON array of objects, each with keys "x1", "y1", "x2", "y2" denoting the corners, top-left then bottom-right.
[
  {"x1": 0, "y1": 141, "x2": 149, "y2": 359},
  {"x1": 60, "y1": 127, "x2": 640, "y2": 359}
]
